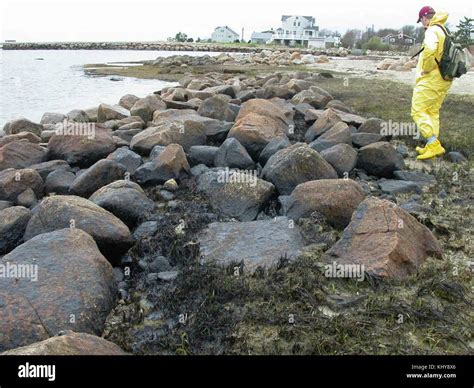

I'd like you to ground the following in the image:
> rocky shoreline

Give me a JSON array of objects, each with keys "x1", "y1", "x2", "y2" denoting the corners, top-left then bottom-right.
[
  {"x1": 2, "y1": 41, "x2": 343, "y2": 55},
  {"x1": 0, "y1": 59, "x2": 471, "y2": 355}
]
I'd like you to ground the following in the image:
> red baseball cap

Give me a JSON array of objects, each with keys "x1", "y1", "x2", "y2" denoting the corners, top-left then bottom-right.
[{"x1": 417, "y1": 6, "x2": 435, "y2": 23}]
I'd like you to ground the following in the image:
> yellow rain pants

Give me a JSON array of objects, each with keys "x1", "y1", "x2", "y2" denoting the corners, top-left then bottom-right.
[{"x1": 411, "y1": 11, "x2": 452, "y2": 141}]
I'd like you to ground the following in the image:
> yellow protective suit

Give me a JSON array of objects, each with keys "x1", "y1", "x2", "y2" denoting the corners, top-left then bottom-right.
[{"x1": 411, "y1": 11, "x2": 453, "y2": 141}]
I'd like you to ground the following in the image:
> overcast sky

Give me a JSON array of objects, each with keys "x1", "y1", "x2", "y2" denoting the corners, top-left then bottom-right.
[{"x1": 1, "y1": 0, "x2": 472, "y2": 42}]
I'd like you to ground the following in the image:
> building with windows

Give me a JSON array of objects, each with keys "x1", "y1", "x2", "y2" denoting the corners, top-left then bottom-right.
[
  {"x1": 211, "y1": 26, "x2": 240, "y2": 43},
  {"x1": 270, "y1": 15, "x2": 319, "y2": 47}
]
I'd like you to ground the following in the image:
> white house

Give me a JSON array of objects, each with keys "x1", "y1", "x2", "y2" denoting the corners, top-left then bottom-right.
[
  {"x1": 270, "y1": 15, "x2": 319, "y2": 47},
  {"x1": 211, "y1": 26, "x2": 240, "y2": 43},
  {"x1": 250, "y1": 30, "x2": 274, "y2": 44}
]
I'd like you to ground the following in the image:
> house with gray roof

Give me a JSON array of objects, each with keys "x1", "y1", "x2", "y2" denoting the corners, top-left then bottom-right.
[
  {"x1": 271, "y1": 15, "x2": 319, "y2": 47},
  {"x1": 211, "y1": 26, "x2": 240, "y2": 43}
]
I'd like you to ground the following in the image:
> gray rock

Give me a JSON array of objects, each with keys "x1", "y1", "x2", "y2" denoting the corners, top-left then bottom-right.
[
  {"x1": 197, "y1": 170, "x2": 274, "y2": 221},
  {"x1": 199, "y1": 217, "x2": 306, "y2": 272},
  {"x1": 40, "y1": 113, "x2": 66, "y2": 125},
  {"x1": 258, "y1": 136, "x2": 291, "y2": 166},
  {"x1": 320, "y1": 143, "x2": 358, "y2": 177},
  {"x1": 133, "y1": 144, "x2": 190, "y2": 185},
  {"x1": 69, "y1": 159, "x2": 127, "y2": 198},
  {"x1": 149, "y1": 145, "x2": 166, "y2": 160},
  {"x1": 132, "y1": 221, "x2": 159, "y2": 241},
  {"x1": 0, "y1": 200, "x2": 13, "y2": 211},
  {"x1": 0, "y1": 228, "x2": 115, "y2": 351},
  {"x1": 188, "y1": 146, "x2": 218, "y2": 167},
  {"x1": 67, "y1": 109, "x2": 89, "y2": 123},
  {"x1": 197, "y1": 95, "x2": 237, "y2": 122},
  {"x1": 262, "y1": 143, "x2": 338, "y2": 195},
  {"x1": 0, "y1": 206, "x2": 31, "y2": 254},
  {"x1": 351, "y1": 132, "x2": 384, "y2": 148},
  {"x1": 45, "y1": 170, "x2": 76, "y2": 194},
  {"x1": 357, "y1": 142, "x2": 405, "y2": 178},
  {"x1": 214, "y1": 138, "x2": 254, "y2": 170},
  {"x1": 23, "y1": 195, "x2": 132, "y2": 263},
  {"x1": 446, "y1": 152, "x2": 467, "y2": 164},
  {"x1": 393, "y1": 170, "x2": 436, "y2": 185},
  {"x1": 106, "y1": 147, "x2": 142, "y2": 174},
  {"x1": 0, "y1": 168, "x2": 44, "y2": 202},
  {"x1": 29, "y1": 160, "x2": 72, "y2": 181},
  {"x1": 378, "y1": 179, "x2": 422, "y2": 194},
  {"x1": 97, "y1": 104, "x2": 130, "y2": 123},
  {"x1": 16, "y1": 188, "x2": 37, "y2": 208},
  {"x1": 89, "y1": 180, "x2": 154, "y2": 227},
  {"x1": 3, "y1": 118, "x2": 43, "y2": 137},
  {"x1": 358, "y1": 117, "x2": 385, "y2": 134}
]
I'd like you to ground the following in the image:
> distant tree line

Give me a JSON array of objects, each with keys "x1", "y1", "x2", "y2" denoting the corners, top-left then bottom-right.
[{"x1": 341, "y1": 17, "x2": 473, "y2": 51}]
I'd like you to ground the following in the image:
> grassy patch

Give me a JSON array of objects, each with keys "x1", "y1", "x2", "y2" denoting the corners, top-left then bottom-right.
[{"x1": 314, "y1": 76, "x2": 474, "y2": 157}]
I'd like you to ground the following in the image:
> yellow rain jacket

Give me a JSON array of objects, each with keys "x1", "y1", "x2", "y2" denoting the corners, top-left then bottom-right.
[{"x1": 411, "y1": 11, "x2": 453, "y2": 140}]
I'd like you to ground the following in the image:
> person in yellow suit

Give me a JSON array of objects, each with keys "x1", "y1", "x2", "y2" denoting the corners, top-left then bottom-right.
[{"x1": 411, "y1": 6, "x2": 452, "y2": 160}]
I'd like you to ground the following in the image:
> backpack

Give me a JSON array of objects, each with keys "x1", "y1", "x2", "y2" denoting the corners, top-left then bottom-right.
[
  {"x1": 433, "y1": 24, "x2": 467, "y2": 80},
  {"x1": 410, "y1": 24, "x2": 467, "y2": 80}
]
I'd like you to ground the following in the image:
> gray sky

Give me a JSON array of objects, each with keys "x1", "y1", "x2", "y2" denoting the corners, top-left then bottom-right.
[{"x1": 1, "y1": 0, "x2": 472, "y2": 42}]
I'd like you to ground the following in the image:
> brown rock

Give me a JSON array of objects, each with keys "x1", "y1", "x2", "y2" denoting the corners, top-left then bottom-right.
[
  {"x1": 0, "y1": 229, "x2": 115, "y2": 351},
  {"x1": 0, "y1": 168, "x2": 44, "y2": 202},
  {"x1": 324, "y1": 197, "x2": 443, "y2": 279},
  {"x1": 23, "y1": 195, "x2": 132, "y2": 262},
  {"x1": 1, "y1": 331, "x2": 127, "y2": 355},
  {"x1": 285, "y1": 179, "x2": 366, "y2": 228},
  {"x1": 47, "y1": 128, "x2": 116, "y2": 167},
  {"x1": 0, "y1": 140, "x2": 47, "y2": 170}
]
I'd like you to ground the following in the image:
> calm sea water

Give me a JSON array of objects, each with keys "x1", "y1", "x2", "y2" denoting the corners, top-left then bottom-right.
[{"x1": 0, "y1": 50, "x2": 217, "y2": 127}]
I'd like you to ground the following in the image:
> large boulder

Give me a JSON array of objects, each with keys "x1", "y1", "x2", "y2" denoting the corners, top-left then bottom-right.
[
  {"x1": 357, "y1": 142, "x2": 405, "y2": 178},
  {"x1": 214, "y1": 138, "x2": 254, "y2": 170},
  {"x1": 23, "y1": 196, "x2": 132, "y2": 262},
  {"x1": 358, "y1": 118, "x2": 385, "y2": 134},
  {"x1": 197, "y1": 95, "x2": 237, "y2": 122},
  {"x1": 0, "y1": 168, "x2": 44, "y2": 202},
  {"x1": 97, "y1": 103, "x2": 130, "y2": 123},
  {"x1": 285, "y1": 179, "x2": 365, "y2": 228},
  {"x1": 227, "y1": 113, "x2": 287, "y2": 159},
  {"x1": 304, "y1": 108, "x2": 341, "y2": 143},
  {"x1": 89, "y1": 180, "x2": 154, "y2": 227},
  {"x1": 262, "y1": 143, "x2": 338, "y2": 195},
  {"x1": 44, "y1": 169, "x2": 76, "y2": 195},
  {"x1": 1, "y1": 331, "x2": 127, "y2": 355},
  {"x1": 67, "y1": 109, "x2": 89, "y2": 123},
  {"x1": 0, "y1": 140, "x2": 47, "y2": 170},
  {"x1": 69, "y1": 159, "x2": 127, "y2": 198},
  {"x1": 40, "y1": 112, "x2": 67, "y2": 125},
  {"x1": 3, "y1": 118, "x2": 43, "y2": 137},
  {"x1": 152, "y1": 109, "x2": 233, "y2": 142},
  {"x1": 0, "y1": 229, "x2": 115, "y2": 351},
  {"x1": 234, "y1": 98, "x2": 291, "y2": 130},
  {"x1": 309, "y1": 121, "x2": 351, "y2": 152},
  {"x1": 199, "y1": 217, "x2": 306, "y2": 272},
  {"x1": 133, "y1": 144, "x2": 190, "y2": 185},
  {"x1": 0, "y1": 206, "x2": 31, "y2": 254},
  {"x1": 324, "y1": 197, "x2": 443, "y2": 279},
  {"x1": 119, "y1": 94, "x2": 140, "y2": 110},
  {"x1": 197, "y1": 170, "x2": 274, "y2": 221},
  {"x1": 130, "y1": 95, "x2": 166, "y2": 122},
  {"x1": 0, "y1": 132, "x2": 42, "y2": 147},
  {"x1": 290, "y1": 88, "x2": 333, "y2": 109},
  {"x1": 47, "y1": 129, "x2": 116, "y2": 167},
  {"x1": 320, "y1": 143, "x2": 358, "y2": 177},
  {"x1": 130, "y1": 121, "x2": 206, "y2": 155}
]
